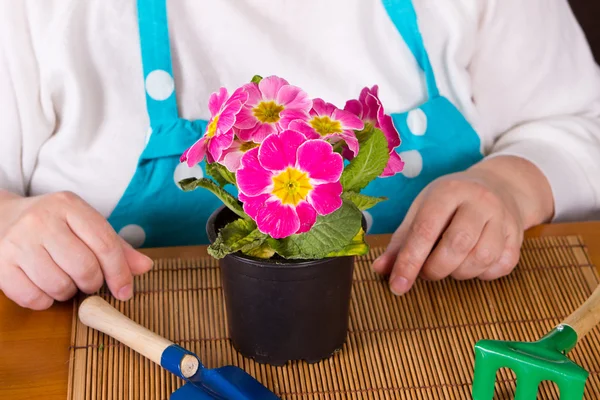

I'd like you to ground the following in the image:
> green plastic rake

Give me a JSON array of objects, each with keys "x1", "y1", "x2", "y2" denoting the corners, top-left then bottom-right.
[{"x1": 472, "y1": 285, "x2": 600, "y2": 399}]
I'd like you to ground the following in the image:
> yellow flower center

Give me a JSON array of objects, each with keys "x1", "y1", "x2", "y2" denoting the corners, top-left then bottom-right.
[
  {"x1": 253, "y1": 101, "x2": 285, "y2": 124},
  {"x1": 240, "y1": 141, "x2": 259, "y2": 152},
  {"x1": 271, "y1": 167, "x2": 313, "y2": 206},
  {"x1": 206, "y1": 115, "x2": 220, "y2": 138},
  {"x1": 310, "y1": 116, "x2": 343, "y2": 136}
]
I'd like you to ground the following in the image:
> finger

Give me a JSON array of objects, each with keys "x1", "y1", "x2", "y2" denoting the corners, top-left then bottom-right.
[
  {"x1": 421, "y1": 204, "x2": 488, "y2": 281},
  {"x1": 389, "y1": 192, "x2": 463, "y2": 295},
  {"x1": 478, "y1": 222, "x2": 522, "y2": 281},
  {"x1": 17, "y1": 245, "x2": 78, "y2": 302},
  {"x1": 372, "y1": 223, "x2": 409, "y2": 275},
  {"x1": 119, "y1": 237, "x2": 153, "y2": 276},
  {"x1": 42, "y1": 219, "x2": 104, "y2": 294},
  {"x1": 373, "y1": 193, "x2": 425, "y2": 275},
  {"x1": 0, "y1": 263, "x2": 54, "y2": 310},
  {"x1": 62, "y1": 194, "x2": 134, "y2": 300},
  {"x1": 452, "y1": 219, "x2": 506, "y2": 280}
]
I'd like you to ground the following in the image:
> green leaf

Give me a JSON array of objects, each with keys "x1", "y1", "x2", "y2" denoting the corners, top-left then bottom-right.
[
  {"x1": 243, "y1": 242, "x2": 276, "y2": 259},
  {"x1": 98, "y1": 343, "x2": 104, "y2": 352},
  {"x1": 342, "y1": 192, "x2": 387, "y2": 211},
  {"x1": 208, "y1": 218, "x2": 268, "y2": 259},
  {"x1": 179, "y1": 177, "x2": 249, "y2": 220},
  {"x1": 326, "y1": 228, "x2": 369, "y2": 257},
  {"x1": 269, "y1": 201, "x2": 363, "y2": 259},
  {"x1": 251, "y1": 75, "x2": 263, "y2": 84},
  {"x1": 340, "y1": 127, "x2": 389, "y2": 192},
  {"x1": 206, "y1": 162, "x2": 236, "y2": 187}
]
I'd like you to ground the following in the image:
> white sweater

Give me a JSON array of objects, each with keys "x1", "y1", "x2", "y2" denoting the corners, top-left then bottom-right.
[{"x1": 1, "y1": 0, "x2": 599, "y2": 221}]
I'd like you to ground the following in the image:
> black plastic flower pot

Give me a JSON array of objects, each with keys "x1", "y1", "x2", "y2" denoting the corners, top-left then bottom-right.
[{"x1": 206, "y1": 206, "x2": 356, "y2": 366}]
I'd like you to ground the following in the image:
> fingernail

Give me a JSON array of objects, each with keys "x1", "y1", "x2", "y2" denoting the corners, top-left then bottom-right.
[
  {"x1": 144, "y1": 255, "x2": 154, "y2": 268},
  {"x1": 390, "y1": 276, "x2": 409, "y2": 296},
  {"x1": 118, "y1": 284, "x2": 133, "y2": 301},
  {"x1": 372, "y1": 256, "x2": 386, "y2": 273}
]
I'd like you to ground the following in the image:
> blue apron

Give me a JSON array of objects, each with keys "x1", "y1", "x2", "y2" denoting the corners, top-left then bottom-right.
[
  {"x1": 363, "y1": 0, "x2": 483, "y2": 234},
  {"x1": 109, "y1": 0, "x2": 482, "y2": 248}
]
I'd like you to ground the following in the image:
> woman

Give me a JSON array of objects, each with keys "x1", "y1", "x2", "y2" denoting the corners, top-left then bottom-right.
[{"x1": 1, "y1": 0, "x2": 599, "y2": 309}]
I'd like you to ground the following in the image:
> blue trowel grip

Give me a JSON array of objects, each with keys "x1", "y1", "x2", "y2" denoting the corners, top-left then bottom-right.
[{"x1": 161, "y1": 344, "x2": 203, "y2": 379}]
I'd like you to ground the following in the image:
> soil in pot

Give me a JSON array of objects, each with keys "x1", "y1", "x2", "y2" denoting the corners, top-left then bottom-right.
[{"x1": 207, "y1": 206, "x2": 356, "y2": 366}]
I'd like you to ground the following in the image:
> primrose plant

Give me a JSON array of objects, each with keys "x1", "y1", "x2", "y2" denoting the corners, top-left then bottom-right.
[{"x1": 180, "y1": 75, "x2": 404, "y2": 260}]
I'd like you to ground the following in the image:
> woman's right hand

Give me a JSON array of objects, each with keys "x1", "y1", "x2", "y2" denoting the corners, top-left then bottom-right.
[{"x1": 0, "y1": 191, "x2": 153, "y2": 310}]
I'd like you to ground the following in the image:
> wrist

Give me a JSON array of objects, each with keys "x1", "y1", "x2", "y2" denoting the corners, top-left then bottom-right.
[
  {"x1": 0, "y1": 190, "x2": 26, "y2": 232},
  {"x1": 469, "y1": 155, "x2": 555, "y2": 229}
]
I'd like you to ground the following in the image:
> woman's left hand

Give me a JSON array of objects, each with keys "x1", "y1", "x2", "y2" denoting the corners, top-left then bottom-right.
[{"x1": 372, "y1": 155, "x2": 554, "y2": 295}]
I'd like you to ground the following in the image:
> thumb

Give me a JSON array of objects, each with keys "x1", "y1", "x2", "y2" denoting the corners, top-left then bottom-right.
[{"x1": 120, "y1": 237, "x2": 153, "y2": 276}]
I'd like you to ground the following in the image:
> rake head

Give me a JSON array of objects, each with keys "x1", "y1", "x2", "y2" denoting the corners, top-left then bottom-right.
[{"x1": 472, "y1": 325, "x2": 589, "y2": 400}]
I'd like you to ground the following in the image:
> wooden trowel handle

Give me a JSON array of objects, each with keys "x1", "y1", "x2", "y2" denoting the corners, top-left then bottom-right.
[
  {"x1": 78, "y1": 296, "x2": 199, "y2": 378},
  {"x1": 562, "y1": 285, "x2": 600, "y2": 339}
]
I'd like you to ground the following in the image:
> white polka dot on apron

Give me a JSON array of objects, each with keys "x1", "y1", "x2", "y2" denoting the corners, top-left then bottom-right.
[
  {"x1": 145, "y1": 127, "x2": 153, "y2": 144},
  {"x1": 145, "y1": 70, "x2": 174, "y2": 101},
  {"x1": 173, "y1": 162, "x2": 204, "y2": 188},
  {"x1": 406, "y1": 108, "x2": 428, "y2": 136},
  {"x1": 118, "y1": 224, "x2": 146, "y2": 248},
  {"x1": 363, "y1": 211, "x2": 374, "y2": 233},
  {"x1": 399, "y1": 150, "x2": 423, "y2": 178}
]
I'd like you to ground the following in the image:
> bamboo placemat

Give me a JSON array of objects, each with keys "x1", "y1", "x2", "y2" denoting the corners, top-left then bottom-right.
[{"x1": 68, "y1": 236, "x2": 600, "y2": 399}]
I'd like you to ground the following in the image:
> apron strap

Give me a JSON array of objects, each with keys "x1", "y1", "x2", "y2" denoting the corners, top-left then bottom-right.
[
  {"x1": 137, "y1": 0, "x2": 179, "y2": 125},
  {"x1": 382, "y1": 0, "x2": 440, "y2": 99}
]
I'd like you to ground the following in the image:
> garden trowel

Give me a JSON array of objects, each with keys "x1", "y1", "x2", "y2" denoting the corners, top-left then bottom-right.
[{"x1": 79, "y1": 296, "x2": 280, "y2": 400}]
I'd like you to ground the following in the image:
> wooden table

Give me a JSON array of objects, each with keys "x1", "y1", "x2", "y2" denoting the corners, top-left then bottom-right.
[{"x1": 1, "y1": 222, "x2": 599, "y2": 399}]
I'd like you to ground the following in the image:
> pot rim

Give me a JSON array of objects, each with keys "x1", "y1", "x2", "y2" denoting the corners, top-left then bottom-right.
[{"x1": 206, "y1": 205, "x2": 356, "y2": 269}]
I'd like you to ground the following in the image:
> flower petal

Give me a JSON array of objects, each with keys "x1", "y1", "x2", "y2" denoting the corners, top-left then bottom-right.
[
  {"x1": 333, "y1": 108, "x2": 364, "y2": 131},
  {"x1": 240, "y1": 192, "x2": 270, "y2": 220},
  {"x1": 258, "y1": 76, "x2": 289, "y2": 101},
  {"x1": 295, "y1": 201, "x2": 317, "y2": 234},
  {"x1": 238, "y1": 122, "x2": 278, "y2": 143},
  {"x1": 359, "y1": 85, "x2": 379, "y2": 104},
  {"x1": 256, "y1": 199, "x2": 300, "y2": 239},
  {"x1": 342, "y1": 146, "x2": 355, "y2": 161},
  {"x1": 242, "y1": 83, "x2": 262, "y2": 107},
  {"x1": 208, "y1": 87, "x2": 228, "y2": 116},
  {"x1": 237, "y1": 148, "x2": 273, "y2": 196},
  {"x1": 311, "y1": 98, "x2": 336, "y2": 117},
  {"x1": 344, "y1": 99, "x2": 363, "y2": 119},
  {"x1": 340, "y1": 131, "x2": 360, "y2": 157},
  {"x1": 378, "y1": 111, "x2": 400, "y2": 150},
  {"x1": 381, "y1": 151, "x2": 405, "y2": 177},
  {"x1": 363, "y1": 92, "x2": 381, "y2": 122},
  {"x1": 288, "y1": 120, "x2": 318, "y2": 139},
  {"x1": 234, "y1": 106, "x2": 259, "y2": 130},
  {"x1": 228, "y1": 86, "x2": 249, "y2": 105},
  {"x1": 258, "y1": 129, "x2": 305, "y2": 171},
  {"x1": 220, "y1": 149, "x2": 244, "y2": 172},
  {"x1": 217, "y1": 100, "x2": 243, "y2": 134},
  {"x1": 207, "y1": 129, "x2": 234, "y2": 161},
  {"x1": 279, "y1": 109, "x2": 310, "y2": 129},
  {"x1": 182, "y1": 138, "x2": 208, "y2": 166},
  {"x1": 307, "y1": 182, "x2": 343, "y2": 216},
  {"x1": 296, "y1": 140, "x2": 343, "y2": 182},
  {"x1": 276, "y1": 85, "x2": 312, "y2": 111}
]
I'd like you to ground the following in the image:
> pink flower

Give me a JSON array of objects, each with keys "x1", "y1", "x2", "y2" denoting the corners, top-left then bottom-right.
[
  {"x1": 236, "y1": 130, "x2": 344, "y2": 239},
  {"x1": 181, "y1": 87, "x2": 248, "y2": 166},
  {"x1": 219, "y1": 137, "x2": 260, "y2": 172},
  {"x1": 345, "y1": 85, "x2": 404, "y2": 177},
  {"x1": 288, "y1": 98, "x2": 364, "y2": 157},
  {"x1": 235, "y1": 76, "x2": 312, "y2": 143}
]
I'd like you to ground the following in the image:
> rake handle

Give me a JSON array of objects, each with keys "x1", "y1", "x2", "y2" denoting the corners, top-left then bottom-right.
[
  {"x1": 562, "y1": 285, "x2": 600, "y2": 339},
  {"x1": 78, "y1": 296, "x2": 199, "y2": 378}
]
